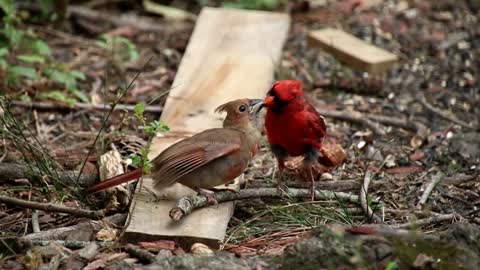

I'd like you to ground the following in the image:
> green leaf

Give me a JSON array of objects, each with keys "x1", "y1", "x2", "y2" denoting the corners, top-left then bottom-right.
[
  {"x1": 8, "y1": 66, "x2": 37, "y2": 79},
  {"x1": 69, "y1": 88, "x2": 89, "y2": 103},
  {"x1": 44, "y1": 68, "x2": 68, "y2": 83},
  {"x1": 0, "y1": 47, "x2": 8, "y2": 57},
  {"x1": 33, "y1": 40, "x2": 52, "y2": 56},
  {"x1": 385, "y1": 261, "x2": 397, "y2": 270},
  {"x1": 70, "y1": 70, "x2": 86, "y2": 80},
  {"x1": 17, "y1": 54, "x2": 45, "y2": 64},
  {"x1": 40, "y1": 91, "x2": 77, "y2": 107},
  {"x1": 134, "y1": 102, "x2": 145, "y2": 118}
]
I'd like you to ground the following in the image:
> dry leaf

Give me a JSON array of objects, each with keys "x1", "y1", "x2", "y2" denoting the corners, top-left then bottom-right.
[
  {"x1": 191, "y1": 243, "x2": 214, "y2": 255},
  {"x1": 96, "y1": 228, "x2": 118, "y2": 241}
]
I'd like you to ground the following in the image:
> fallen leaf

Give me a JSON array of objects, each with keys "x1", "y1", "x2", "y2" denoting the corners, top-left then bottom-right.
[
  {"x1": 385, "y1": 166, "x2": 424, "y2": 175},
  {"x1": 409, "y1": 150, "x2": 426, "y2": 161},
  {"x1": 96, "y1": 228, "x2": 118, "y2": 241}
]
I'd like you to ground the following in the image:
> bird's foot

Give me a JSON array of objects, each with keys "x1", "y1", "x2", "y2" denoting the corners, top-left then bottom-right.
[
  {"x1": 309, "y1": 182, "x2": 316, "y2": 201},
  {"x1": 308, "y1": 166, "x2": 316, "y2": 201},
  {"x1": 195, "y1": 188, "x2": 218, "y2": 205},
  {"x1": 276, "y1": 182, "x2": 289, "y2": 197}
]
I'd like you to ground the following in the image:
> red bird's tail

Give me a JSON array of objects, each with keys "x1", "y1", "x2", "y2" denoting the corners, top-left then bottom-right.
[{"x1": 83, "y1": 168, "x2": 143, "y2": 194}]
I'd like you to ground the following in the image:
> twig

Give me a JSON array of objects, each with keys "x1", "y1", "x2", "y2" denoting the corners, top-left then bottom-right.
[
  {"x1": 69, "y1": 5, "x2": 191, "y2": 34},
  {"x1": 394, "y1": 213, "x2": 459, "y2": 229},
  {"x1": 169, "y1": 188, "x2": 359, "y2": 221},
  {"x1": 26, "y1": 239, "x2": 116, "y2": 249},
  {"x1": 0, "y1": 163, "x2": 97, "y2": 187},
  {"x1": 359, "y1": 171, "x2": 382, "y2": 223},
  {"x1": 417, "y1": 172, "x2": 445, "y2": 209},
  {"x1": 247, "y1": 179, "x2": 385, "y2": 192},
  {"x1": 417, "y1": 93, "x2": 476, "y2": 130},
  {"x1": 31, "y1": 210, "x2": 40, "y2": 233},
  {"x1": 315, "y1": 109, "x2": 386, "y2": 136},
  {"x1": 23, "y1": 213, "x2": 126, "y2": 241},
  {"x1": 0, "y1": 195, "x2": 106, "y2": 219},
  {"x1": 10, "y1": 101, "x2": 163, "y2": 114},
  {"x1": 442, "y1": 173, "x2": 478, "y2": 186},
  {"x1": 125, "y1": 244, "x2": 156, "y2": 264}
]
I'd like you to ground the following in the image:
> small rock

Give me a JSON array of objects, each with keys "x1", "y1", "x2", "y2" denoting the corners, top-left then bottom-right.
[
  {"x1": 357, "y1": 140, "x2": 367, "y2": 149},
  {"x1": 79, "y1": 242, "x2": 99, "y2": 262},
  {"x1": 384, "y1": 155, "x2": 396, "y2": 168},
  {"x1": 413, "y1": 253, "x2": 436, "y2": 268},
  {"x1": 409, "y1": 150, "x2": 426, "y2": 161},
  {"x1": 320, "y1": 173, "x2": 333, "y2": 180}
]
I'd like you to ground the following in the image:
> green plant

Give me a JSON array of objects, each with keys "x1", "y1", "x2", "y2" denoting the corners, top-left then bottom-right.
[
  {"x1": 222, "y1": 0, "x2": 283, "y2": 10},
  {"x1": 96, "y1": 34, "x2": 139, "y2": 66},
  {"x1": 128, "y1": 102, "x2": 169, "y2": 174},
  {"x1": 0, "y1": 0, "x2": 87, "y2": 105}
]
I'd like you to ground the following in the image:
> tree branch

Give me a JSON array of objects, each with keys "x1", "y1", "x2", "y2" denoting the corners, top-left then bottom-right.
[
  {"x1": 169, "y1": 188, "x2": 359, "y2": 221},
  {"x1": 0, "y1": 195, "x2": 105, "y2": 219}
]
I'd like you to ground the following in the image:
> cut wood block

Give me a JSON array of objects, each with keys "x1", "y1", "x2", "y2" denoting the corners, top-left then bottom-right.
[
  {"x1": 124, "y1": 7, "x2": 290, "y2": 249},
  {"x1": 307, "y1": 28, "x2": 398, "y2": 74}
]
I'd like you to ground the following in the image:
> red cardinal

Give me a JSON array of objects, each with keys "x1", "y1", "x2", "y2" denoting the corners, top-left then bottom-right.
[
  {"x1": 84, "y1": 99, "x2": 263, "y2": 204},
  {"x1": 261, "y1": 80, "x2": 327, "y2": 200}
]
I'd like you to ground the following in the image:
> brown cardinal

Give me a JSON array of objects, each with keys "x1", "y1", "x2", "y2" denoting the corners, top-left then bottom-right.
[
  {"x1": 84, "y1": 98, "x2": 263, "y2": 203},
  {"x1": 259, "y1": 80, "x2": 327, "y2": 200}
]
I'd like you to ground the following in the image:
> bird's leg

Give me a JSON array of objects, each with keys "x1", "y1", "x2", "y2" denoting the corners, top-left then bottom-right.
[
  {"x1": 194, "y1": 188, "x2": 218, "y2": 205},
  {"x1": 307, "y1": 164, "x2": 316, "y2": 201},
  {"x1": 304, "y1": 146, "x2": 319, "y2": 201},
  {"x1": 271, "y1": 144, "x2": 289, "y2": 195},
  {"x1": 276, "y1": 159, "x2": 289, "y2": 195}
]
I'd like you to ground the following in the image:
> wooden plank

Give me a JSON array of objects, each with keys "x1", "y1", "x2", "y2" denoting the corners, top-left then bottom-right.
[
  {"x1": 307, "y1": 28, "x2": 398, "y2": 74},
  {"x1": 124, "y1": 7, "x2": 290, "y2": 249}
]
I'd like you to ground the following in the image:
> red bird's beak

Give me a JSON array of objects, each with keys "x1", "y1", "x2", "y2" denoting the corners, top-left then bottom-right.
[{"x1": 263, "y1": 95, "x2": 274, "y2": 108}]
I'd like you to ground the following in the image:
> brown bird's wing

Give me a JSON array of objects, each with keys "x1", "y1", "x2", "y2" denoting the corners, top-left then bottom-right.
[{"x1": 151, "y1": 128, "x2": 241, "y2": 189}]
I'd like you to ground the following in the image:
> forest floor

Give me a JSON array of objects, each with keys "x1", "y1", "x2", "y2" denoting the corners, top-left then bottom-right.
[{"x1": 0, "y1": 0, "x2": 479, "y2": 269}]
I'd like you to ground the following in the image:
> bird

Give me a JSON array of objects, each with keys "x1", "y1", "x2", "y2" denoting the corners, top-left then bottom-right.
[
  {"x1": 259, "y1": 80, "x2": 327, "y2": 200},
  {"x1": 84, "y1": 98, "x2": 263, "y2": 204}
]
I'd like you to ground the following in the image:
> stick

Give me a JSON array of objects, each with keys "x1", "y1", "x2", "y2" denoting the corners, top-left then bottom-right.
[
  {"x1": 394, "y1": 213, "x2": 459, "y2": 229},
  {"x1": 26, "y1": 239, "x2": 116, "y2": 249},
  {"x1": 31, "y1": 210, "x2": 41, "y2": 233},
  {"x1": 125, "y1": 244, "x2": 156, "y2": 264},
  {"x1": 417, "y1": 93, "x2": 476, "y2": 130},
  {"x1": 0, "y1": 195, "x2": 106, "y2": 219},
  {"x1": 0, "y1": 163, "x2": 97, "y2": 187},
  {"x1": 10, "y1": 101, "x2": 163, "y2": 114},
  {"x1": 169, "y1": 188, "x2": 359, "y2": 221},
  {"x1": 69, "y1": 5, "x2": 190, "y2": 34},
  {"x1": 23, "y1": 213, "x2": 126, "y2": 241},
  {"x1": 417, "y1": 172, "x2": 445, "y2": 209},
  {"x1": 315, "y1": 108, "x2": 386, "y2": 136},
  {"x1": 247, "y1": 179, "x2": 385, "y2": 192},
  {"x1": 359, "y1": 171, "x2": 382, "y2": 223}
]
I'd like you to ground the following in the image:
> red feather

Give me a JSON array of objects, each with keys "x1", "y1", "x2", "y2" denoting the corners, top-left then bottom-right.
[{"x1": 264, "y1": 80, "x2": 326, "y2": 157}]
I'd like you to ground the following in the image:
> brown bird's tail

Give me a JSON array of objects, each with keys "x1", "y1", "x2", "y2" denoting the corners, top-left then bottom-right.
[{"x1": 83, "y1": 168, "x2": 143, "y2": 194}]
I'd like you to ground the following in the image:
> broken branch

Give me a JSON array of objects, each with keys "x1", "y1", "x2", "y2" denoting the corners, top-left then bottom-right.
[
  {"x1": 360, "y1": 171, "x2": 382, "y2": 223},
  {"x1": 169, "y1": 188, "x2": 359, "y2": 221},
  {"x1": 0, "y1": 195, "x2": 106, "y2": 219}
]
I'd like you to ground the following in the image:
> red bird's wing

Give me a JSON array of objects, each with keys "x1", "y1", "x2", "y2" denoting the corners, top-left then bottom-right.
[
  {"x1": 304, "y1": 101, "x2": 327, "y2": 145},
  {"x1": 151, "y1": 129, "x2": 241, "y2": 189}
]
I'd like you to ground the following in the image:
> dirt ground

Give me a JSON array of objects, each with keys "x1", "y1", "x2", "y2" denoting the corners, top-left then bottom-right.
[{"x1": 0, "y1": 0, "x2": 479, "y2": 269}]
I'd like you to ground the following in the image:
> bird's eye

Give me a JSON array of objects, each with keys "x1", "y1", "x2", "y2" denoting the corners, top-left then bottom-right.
[{"x1": 238, "y1": 104, "x2": 247, "y2": 112}]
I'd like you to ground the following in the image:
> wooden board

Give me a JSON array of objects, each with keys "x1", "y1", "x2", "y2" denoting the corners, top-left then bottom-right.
[
  {"x1": 307, "y1": 28, "x2": 398, "y2": 74},
  {"x1": 124, "y1": 7, "x2": 290, "y2": 249}
]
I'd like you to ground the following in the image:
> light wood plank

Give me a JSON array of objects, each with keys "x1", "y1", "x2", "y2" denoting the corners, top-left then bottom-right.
[
  {"x1": 124, "y1": 7, "x2": 290, "y2": 249},
  {"x1": 307, "y1": 28, "x2": 398, "y2": 74}
]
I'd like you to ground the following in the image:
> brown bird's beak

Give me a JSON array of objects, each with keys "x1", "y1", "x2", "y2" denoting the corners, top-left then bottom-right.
[{"x1": 249, "y1": 99, "x2": 264, "y2": 115}]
